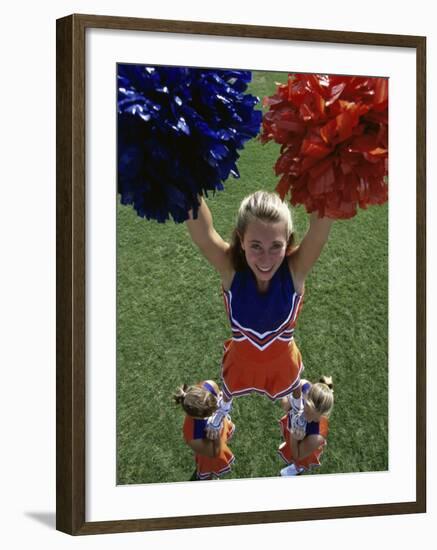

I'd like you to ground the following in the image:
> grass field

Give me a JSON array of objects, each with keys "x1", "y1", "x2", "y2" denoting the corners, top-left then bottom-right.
[{"x1": 116, "y1": 70, "x2": 388, "y2": 484}]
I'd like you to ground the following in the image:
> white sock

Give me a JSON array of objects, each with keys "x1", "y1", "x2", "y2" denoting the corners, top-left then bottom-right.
[
  {"x1": 290, "y1": 395, "x2": 303, "y2": 413},
  {"x1": 220, "y1": 398, "x2": 232, "y2": 413},
  {"x1": 208, "y1": 398, "x2": 233, "y2": 430}
]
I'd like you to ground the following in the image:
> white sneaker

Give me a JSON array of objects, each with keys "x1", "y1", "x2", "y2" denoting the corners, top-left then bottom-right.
[{"x1": 280, "y1": 463, "x2": 302, "y2": 477}]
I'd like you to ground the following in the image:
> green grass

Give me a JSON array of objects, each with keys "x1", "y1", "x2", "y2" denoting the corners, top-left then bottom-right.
[{"x1": 116, "y1": 70, "x2": 388, "y2": 484}]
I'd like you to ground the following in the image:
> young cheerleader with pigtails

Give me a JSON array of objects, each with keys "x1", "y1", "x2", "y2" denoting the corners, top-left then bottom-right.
[
  {"x1": 174, "y1": 380, "x2": 235, "y2": 480},
  {"x1": 186, "y1": 191, "x2": 333, "y2": 437},
  {"x1": 278, "y1": 376, "x2": 334, "y2": 476}
]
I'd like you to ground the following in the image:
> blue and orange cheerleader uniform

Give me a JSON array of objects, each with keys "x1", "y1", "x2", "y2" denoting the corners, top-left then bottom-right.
[
  {"x1": 277, "y1": 382, "x2": 329, "y2": 471},
  {"x1": 183, "y1": 415, "x2": 235, "y2": 480},
  {"x1": 221, "y1": 259, "x2": 304, "y2": 401}
]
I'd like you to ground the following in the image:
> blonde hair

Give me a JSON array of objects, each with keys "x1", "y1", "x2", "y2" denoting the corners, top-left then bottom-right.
[
  {"x1": 306, "y1": 376, "x2": 334, "y2": 418},
  {"x1": 229, "y1": 190, "x2": 295, "y2": 270},
  {"x1": 173, "y1": 384, "x2": 219, "y2": 418}
]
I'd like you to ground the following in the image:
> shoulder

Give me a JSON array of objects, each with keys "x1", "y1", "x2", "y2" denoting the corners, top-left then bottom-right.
[
  {"x1": 287, "y1": 249, "x2": 305, "y2": 295},
  {"x1": 221, "y1": 268, "x2": 236, "y2": 292},
  {"x1": 219, "y1": 247, "x2": 236, "y2": 291}
]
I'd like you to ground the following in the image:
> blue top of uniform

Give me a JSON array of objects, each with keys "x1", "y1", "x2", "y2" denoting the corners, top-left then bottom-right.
[
  {"x1": 222, "y1": 259, "x2": 303, "y2": 351},
  {"x1": 192, "y1": 418, "x2": 208, "y2": 440}
]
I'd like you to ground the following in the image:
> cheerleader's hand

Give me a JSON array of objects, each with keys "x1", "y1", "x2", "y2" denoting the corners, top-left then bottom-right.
[
  {"x1": 288, "y1": 410, "x2": 307, "y2": 441},
  {"x1": 205, "y1": 396, "x2": 232, "y2": 439},
  {"x1": 291, "y1": 427, "x2": 306, "y2": 441},
  {"x1": 205, "y1": 415, "x2": 222, "y2": 440}
]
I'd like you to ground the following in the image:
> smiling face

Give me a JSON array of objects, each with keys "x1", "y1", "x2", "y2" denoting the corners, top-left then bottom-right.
[{"x1": 240, "y1": 218, "x2": 288, "y2": 291}]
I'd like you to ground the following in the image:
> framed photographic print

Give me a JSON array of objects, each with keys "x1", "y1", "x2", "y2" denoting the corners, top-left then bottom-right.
[{"x1": 56, "y1": 14, "x2": 426, "y2": 535}]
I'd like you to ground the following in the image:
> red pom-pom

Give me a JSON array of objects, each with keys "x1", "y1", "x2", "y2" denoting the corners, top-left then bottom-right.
[{"x1": 261, "y1": 74, "x2": 388, "y2": 219}]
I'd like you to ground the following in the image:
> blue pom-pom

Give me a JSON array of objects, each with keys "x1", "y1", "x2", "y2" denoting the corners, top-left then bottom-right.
[{"x1": 117, "y1": 65, "x2": 262, "y2": 223}]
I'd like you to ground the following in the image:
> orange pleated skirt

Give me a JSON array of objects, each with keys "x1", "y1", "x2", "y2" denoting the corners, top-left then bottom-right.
[
  {"x1": 221, "y1": 338, "x2": 303, "y2": 401},
  {"x1": 277, "y1": 414, "x2": 329, "y2": 471}
]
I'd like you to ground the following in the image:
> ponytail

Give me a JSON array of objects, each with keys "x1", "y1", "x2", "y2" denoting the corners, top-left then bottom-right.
[
  {"x1": 173, "y1": 383, "x2": 218, "y2": 418},
  {"x1": 173, "y1": 384, "x2": 189, "y2": 406},
  {"x1": 307, "y1": 376, "x2": 334, "y2": 418},
  {"x1": 319, "y1": 375, "x2": 334, "y2": 392}
]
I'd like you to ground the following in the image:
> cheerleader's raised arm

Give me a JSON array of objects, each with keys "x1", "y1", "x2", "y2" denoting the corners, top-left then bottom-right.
[
  {"x1": 186, "y1": 197, "x2": 235, "y2": 290},
  {"x1": 288, "y1": 212, "x2": 334, "y2": 295}
]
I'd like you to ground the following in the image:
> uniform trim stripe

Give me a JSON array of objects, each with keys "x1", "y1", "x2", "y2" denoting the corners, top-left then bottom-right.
[
  {"x1": 197, "y1": 455, "x2": 235, "y2": 479},
  {"x1": 223, "y1": 288, "x2": 302, "y2": 350}
]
